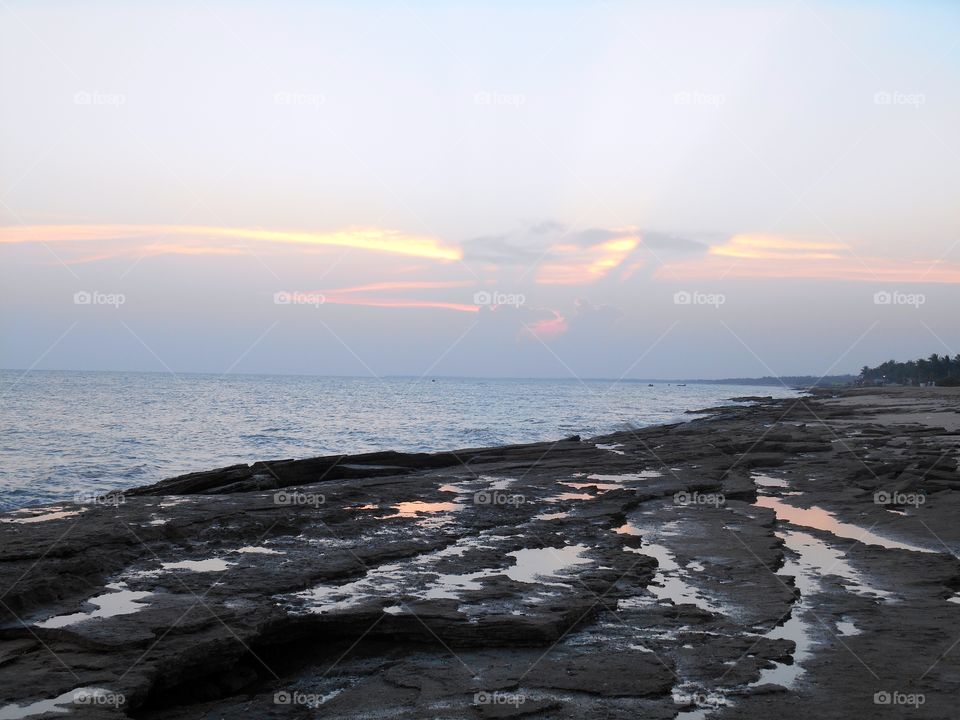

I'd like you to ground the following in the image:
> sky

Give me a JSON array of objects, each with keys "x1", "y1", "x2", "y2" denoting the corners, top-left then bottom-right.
[{"x1": 1, "y1": 0, "x2": 958, "y2": 380}]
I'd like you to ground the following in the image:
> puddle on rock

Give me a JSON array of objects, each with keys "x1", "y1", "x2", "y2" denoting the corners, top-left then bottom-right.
[
  {"x1": 504, "y1": 545, "x2": 592, "y2": 583},
  {"x1": 533, "y1": 511, "x2": 569, "y2": 521},
  {"x1": 162, "y1": 558, "x2": 232, "y2": 572},
  {"x1": 561, "y1": 480, "x2": 621, "y2": 491},
  {"x1": 755, "y1": 495, "x2": 933, "y2": 554},
  {"x1": 546, "y1": 492, "x2": 595, "y2": 502},
  {"x1": 294, "y1": 539, "x2": 592, "y2": 613},
  {"x1": 0, "y1": 687, "x2": 120, "y2": 719},
  {"x1": 595, "y1": 443, "x2": 626, "y2": 455},
  {"x1": 2, "y1": 507, "x2": 86, "y2": 524},
  {"x1": 750, "y1": 545, "x2": 814, "y2": 689},
  {"x1": 233, "y1": 545, "x2": 281, "y2": 555},
  {"x1": 383, "y1": 501, "x2": 461, "y2": 518},
  {"x1": 635, "y1": 541, "x2": 723, "y2": 614},
  {"x1": 37, "y1": 585, "x2": 152, "y2": 628},
  {"x1": 836, "y1": 618, "x2": 861, "y2": 636},
  {"x1": 753, "y1": 474, "x2": 790, "y2": 489}
]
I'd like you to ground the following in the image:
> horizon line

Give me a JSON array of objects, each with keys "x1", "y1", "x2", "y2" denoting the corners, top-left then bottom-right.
[{"x1": 0, "y1": 367, "x2": 852, "y2": 384}]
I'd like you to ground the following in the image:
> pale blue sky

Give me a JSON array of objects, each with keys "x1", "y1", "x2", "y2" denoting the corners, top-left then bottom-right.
[{"x1": 1, "y1": 1, "x2": 958, "y2": 378}]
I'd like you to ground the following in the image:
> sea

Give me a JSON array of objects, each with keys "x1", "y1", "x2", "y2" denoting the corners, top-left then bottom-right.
[{"x1": 0, "y1": 370, "x2": 798, "y2": 510}]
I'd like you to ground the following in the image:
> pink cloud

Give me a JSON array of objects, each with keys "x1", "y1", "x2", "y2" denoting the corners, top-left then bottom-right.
[{"x1": 526, "y1": 310, "x2": 568, "y2": 339}]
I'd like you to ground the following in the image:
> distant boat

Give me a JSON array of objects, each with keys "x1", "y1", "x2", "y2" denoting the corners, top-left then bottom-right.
[
  {"x1": 648, "y1": 383, "x2": 654, "y2": 387},
  {"x1": 677, "y1": 383, "x2": 686, "y2": 387}
]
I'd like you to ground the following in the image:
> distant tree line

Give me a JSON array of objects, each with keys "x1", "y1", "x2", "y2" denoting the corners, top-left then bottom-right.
[
  {"x1": 858, "y1": 354, "x2": 960, "y2": 386},
  {"x1": 696, "y1": 376, "x2": 855, "y2": 387}
]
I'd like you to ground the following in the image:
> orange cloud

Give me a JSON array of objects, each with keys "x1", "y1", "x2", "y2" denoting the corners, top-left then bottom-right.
[
  {"x1": 322, "y1": 297, "x2": 479, "y2": 312},
  {"x1": 0, "y1": 224, "x2": 463, "y2": 262},
  {"x1": 658, "y1": 234, "x2": 960, "y2": 282},
  {"x1": 327, "y1": 280, "x2": 474, "y2": 294},
  {"x1": 708, "y1": 233, "x2": 848, "y2": 260},
  {"x1": 318, "y1": 279, "x2": 479, "y2": 313},
  {"x1": 536, "y1": 234, "x2": 639, "y2": 285}
]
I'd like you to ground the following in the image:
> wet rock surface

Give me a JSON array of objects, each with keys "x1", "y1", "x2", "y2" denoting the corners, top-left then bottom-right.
[{"x1": 1, "y1": 388, "x2": 959, "y2": 718}]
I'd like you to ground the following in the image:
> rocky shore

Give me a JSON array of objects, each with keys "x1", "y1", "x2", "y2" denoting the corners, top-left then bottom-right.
[{"x1": 1, "y1": 387, "x2": 958, "y2": 719}]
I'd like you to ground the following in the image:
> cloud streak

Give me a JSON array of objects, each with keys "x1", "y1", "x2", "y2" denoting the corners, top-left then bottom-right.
[
  {"x1": 659, "y1": 234, "x2": 960, "y2": 282},
  {"x1": 0, "y1": 225, "x2": 463, "y2": 262}
]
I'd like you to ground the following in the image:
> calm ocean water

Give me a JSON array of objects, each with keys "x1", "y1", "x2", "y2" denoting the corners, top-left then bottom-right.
[{"x1": 0, "y1": 370, "x2": 797, "y2": 510}]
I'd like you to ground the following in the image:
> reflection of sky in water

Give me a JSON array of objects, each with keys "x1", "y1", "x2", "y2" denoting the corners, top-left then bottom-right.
[
  {"x1": 1, "y1": 507, "x2": 87, "y2": 524},
  {"x1": 561, "y1": 480, "x2": 622, "y2": 491},
  {"x1": 754, "y1": 495, "x2": 932, "y2": 554},
  {"x1": 636, "y1": 541, "x2": 723, "y2": 614},
  {"x1": 753, "y1": 473, "x2": 790, "y2": 489},
  {"x1": 0, "y1": 687, "x2": 121, "y2": 720},
  {"x1": 751, "y1": 546, "x2": 813, "y2": 689},
  {"x1": 296, "y1": 538, "x2": 592, "y2": 613},
  {"x1": 37, "y1": 586, "x2": 152, "y2": 628},
  {"x1": 382, "y1": 501, "x2": 461, "y2": 518}
]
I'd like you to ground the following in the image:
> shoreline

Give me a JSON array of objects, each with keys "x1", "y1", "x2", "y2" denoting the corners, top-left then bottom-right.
[
  {"x1": 1, "y1": 387, "x2": 958, "y2": 718},
  {"x1": 0, "y1": 379, "x2": 798, "y2": 513}
]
